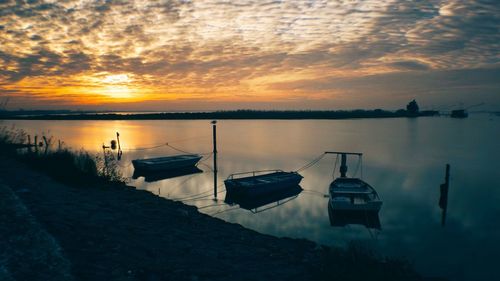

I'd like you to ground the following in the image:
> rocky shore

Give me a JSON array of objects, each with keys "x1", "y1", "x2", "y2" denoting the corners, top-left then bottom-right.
[{"x1": 0, "y1": 156, "x2": 422, "y2": 281}]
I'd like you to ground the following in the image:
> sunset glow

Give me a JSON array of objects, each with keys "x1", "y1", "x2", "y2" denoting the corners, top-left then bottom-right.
[{"x1": 0, "y1": 0, "x2": 498, "y2": 110}]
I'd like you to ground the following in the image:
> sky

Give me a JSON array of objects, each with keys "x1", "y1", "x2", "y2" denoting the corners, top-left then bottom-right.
[{"x1": 0, "y1": 0, "x2": 499, "y2": 111}]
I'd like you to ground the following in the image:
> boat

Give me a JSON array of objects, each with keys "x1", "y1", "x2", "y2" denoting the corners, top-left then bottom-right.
[
  {"x1": 224, "y1": 170, "x2": 303, "y2": 197},
  {"x1": 325, "y1": 151, "x2": 382, "y2": 213},
  {"x1": 450, "y1": 109, "x2": 468, "y2": 118},
  {"x1": 328, "y1": 177, "x2": 382, "y2": 212},
  {"x1": 132, "y1": 154, "x2": 202, "y2": 172},
  {"x1": 225, "y1": 184, "x2": 302, "y2": 213}
]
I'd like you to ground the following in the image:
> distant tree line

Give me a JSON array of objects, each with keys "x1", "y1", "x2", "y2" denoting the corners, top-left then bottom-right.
[{"x1": 1, "y1": 108, "x2": 439, "y2": 120}]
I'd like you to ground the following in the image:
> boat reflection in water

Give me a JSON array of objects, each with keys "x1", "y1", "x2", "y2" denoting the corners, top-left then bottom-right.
[
  {"x1": 327, "y1": 177, "x2": 382, "y2": 229},
  {"x1": 328, "y1": 202, "x2": 381, "y2": 229},
  {"x1": 225, "y1": 185, "x2": 303, "y2": 213},
  {"x1": 132, "y1": 166, "x2": 203, "y2": 182}
]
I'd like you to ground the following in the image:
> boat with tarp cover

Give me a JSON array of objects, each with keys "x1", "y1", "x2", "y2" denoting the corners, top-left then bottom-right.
[{"x1": 132, "y1": 154, "x2": 202, "y2": 172}]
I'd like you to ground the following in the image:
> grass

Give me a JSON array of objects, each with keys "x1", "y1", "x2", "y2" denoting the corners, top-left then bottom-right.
[{"x1": 0, "y1": 126, "x2": 125, "y2": 186}]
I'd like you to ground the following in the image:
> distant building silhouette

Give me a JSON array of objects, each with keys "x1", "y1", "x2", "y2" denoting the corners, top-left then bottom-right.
[{"x1": 406, "y1": 99, "x2": 420, "y2": 116}]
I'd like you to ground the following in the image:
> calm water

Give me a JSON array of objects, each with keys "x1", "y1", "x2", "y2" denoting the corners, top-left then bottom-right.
[{"x1": 4, "y1": 115, "x2": 499, "y2": 281}]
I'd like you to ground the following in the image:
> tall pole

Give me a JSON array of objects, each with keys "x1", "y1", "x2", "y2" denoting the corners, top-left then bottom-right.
[
  {"x1": 212, "y1": 120, "x2": 218, "y2": 200},
  {"x1": 116, "y1": 132, "x2": 122, "y2": 160}
]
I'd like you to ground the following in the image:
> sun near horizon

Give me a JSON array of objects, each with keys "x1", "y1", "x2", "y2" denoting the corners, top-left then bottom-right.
[{"x1": 0, "y1": 0, "x2": 499, "y2": 111}]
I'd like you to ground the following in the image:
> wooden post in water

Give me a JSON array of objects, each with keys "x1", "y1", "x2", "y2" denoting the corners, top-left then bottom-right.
[
  {"x1": 27, "y1": 135, "x2": 32, "y2": 153},
  {"x1": 439, "y1": 164, "x2": 450, "y2": 226},
  {"x1": 212, "y1": 120, "x2": 218, "y2": 200},
  {"x1": 116, "y1": 132, "x2": 122, "y2": 160},
  {"x1": 102, "y1": 143, "x2": 108, "y2": 177},
  {"x1": 34, "y1": 136, "x2": 38, "y2": 153},
  {"x1": 42, "y1": 136, "x2": 49, "y2": 154}
]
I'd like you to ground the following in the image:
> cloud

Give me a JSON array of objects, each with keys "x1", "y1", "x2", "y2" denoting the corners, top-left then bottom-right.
[
  {"x1": 0, "y1": 0, "x2": 498, "y2": 109},
  {"x1": 390, "y1": 61, "x2": 430, "y2": 71}
]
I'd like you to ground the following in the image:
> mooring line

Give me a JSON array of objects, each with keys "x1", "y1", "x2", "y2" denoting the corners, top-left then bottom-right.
[
  {"x1": 171, "y1": 183, "x2": 225, "y2": 201},
  {"x1": 301, "y1": 189, "x2": 329, "y2": 198},
  {"x1": 166, "y1": 173, "x2": 200, "y2": 197},
  {"x1": 122, "y1": 143, "x2": 168, "y2": 151},
  {"x1": 210, "y1": 205, "x2": 240, "y2": 216},
  {"x1": 181, "y1": 188, "x2": 226, "y2": 202},
  {"x1": 295, "y1": 152, "x2": 326, "y2": 172},
  {"x1": 197, "y1": 203, "x2": 227, "y2": 210}
]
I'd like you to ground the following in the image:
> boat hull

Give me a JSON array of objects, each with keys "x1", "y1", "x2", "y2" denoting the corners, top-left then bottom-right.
[
  {"x1": 132, "y1": 154, "x2": 202, "y2": 172},
  {"x1": 225, "y1": 185, "x2": 302, "y2": 211},
  {"x1": 224, "y1": 171, "x2": 303, "y2": 197},
  {"x1": 329, "y1": 177, "x2": 382, "y2": 213},
  {"x1": 451, "y1": 109, "x2": 468, "y2": 118}
]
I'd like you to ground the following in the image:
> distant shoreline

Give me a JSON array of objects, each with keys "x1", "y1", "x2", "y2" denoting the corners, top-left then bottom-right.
[{"x1": 0, "y1": 109, "x2": 439, "y2": 120}]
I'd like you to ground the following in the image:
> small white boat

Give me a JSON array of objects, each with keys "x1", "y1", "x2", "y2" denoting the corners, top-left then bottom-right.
[
  {"x1": 132, "y1": 154, "x2": 202, "y2": 172},
  {"x1": 329, "y1": 177, "x2": 382, "y2": 212}
]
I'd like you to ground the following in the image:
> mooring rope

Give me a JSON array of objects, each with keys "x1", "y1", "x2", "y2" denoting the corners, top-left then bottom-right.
[
  {"x1": 123, "y1": 143, "x2": 168, "y2": 151},
  {"x1": 198, "y1": 152, "x2": 213, "y2": 163},
  {"x1": 197, "y1": 203, "x2": 227, "y2": 210},
  {"x1": 295, "y1": 152, "x2": 326, "y2": 172},
  {"x1": 301, "y1": 189, "x2": 329, "y2": 198},
  {"x1": 171, "y1": 183, "x2": 225, "y2": 201},
  {"x1": 210, "y1": 205, "x2": 240, "y2": 216},
  {"x1": 181, "y1": 188, "x2": 226, "y2": 202},
  {"x1": 165, "y1": 173, "x2": 200, "y2": 197},
  {"x1": 197, "y1": 162, "x2": 213, "y2": 172},
  {"x1": 120, "y1": 141, "x2": 212, "y2": 156},
  {"x1": 332, "y1": 154, "x2": 339, "y2": 179},
  {"x1": 166, "y1": 143, "x2": 194, "y2": 154},
  {"x1": 171, "y1": 189, "x2": 213, "y2": 201},
  {"x1": 352, "y1": 157, "x2": 361, "y2": 177}
]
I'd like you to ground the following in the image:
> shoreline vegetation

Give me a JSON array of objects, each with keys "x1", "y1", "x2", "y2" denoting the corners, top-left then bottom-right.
[
  {"x1": 0, "y1": 109, "x2": 439, "y2": 120},
  {"x1": 0, "y1": 128, "x2": 429, "y2": 280}
]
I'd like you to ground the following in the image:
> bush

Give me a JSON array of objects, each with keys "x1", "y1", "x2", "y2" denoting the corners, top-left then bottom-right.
[{"x1": 0, "y1": 126, "x2": 125, "y2": 186}]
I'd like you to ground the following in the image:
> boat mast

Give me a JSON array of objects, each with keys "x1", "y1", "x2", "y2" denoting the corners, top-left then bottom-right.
[
  {"x1": 324, "y1": 151, "x2": 363, "y2": 178},
  {"x1": 340, "y1": 153, "x2": 347, "y2": 178}
]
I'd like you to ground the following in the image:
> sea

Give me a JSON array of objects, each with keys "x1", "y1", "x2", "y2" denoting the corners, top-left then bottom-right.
[{"x1": 3, "y1": 113, "x2": 499, "y2": 281}]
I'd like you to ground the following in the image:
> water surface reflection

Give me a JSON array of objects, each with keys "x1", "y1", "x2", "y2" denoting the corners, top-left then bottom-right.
[{"x1": 4, "y1": 114, "x2": 499, "y2": 281}]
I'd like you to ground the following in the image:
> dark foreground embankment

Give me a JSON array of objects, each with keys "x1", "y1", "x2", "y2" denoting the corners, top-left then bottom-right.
[{"x1": 0, "y1": 156, "x2": 423, "y2": 281}]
